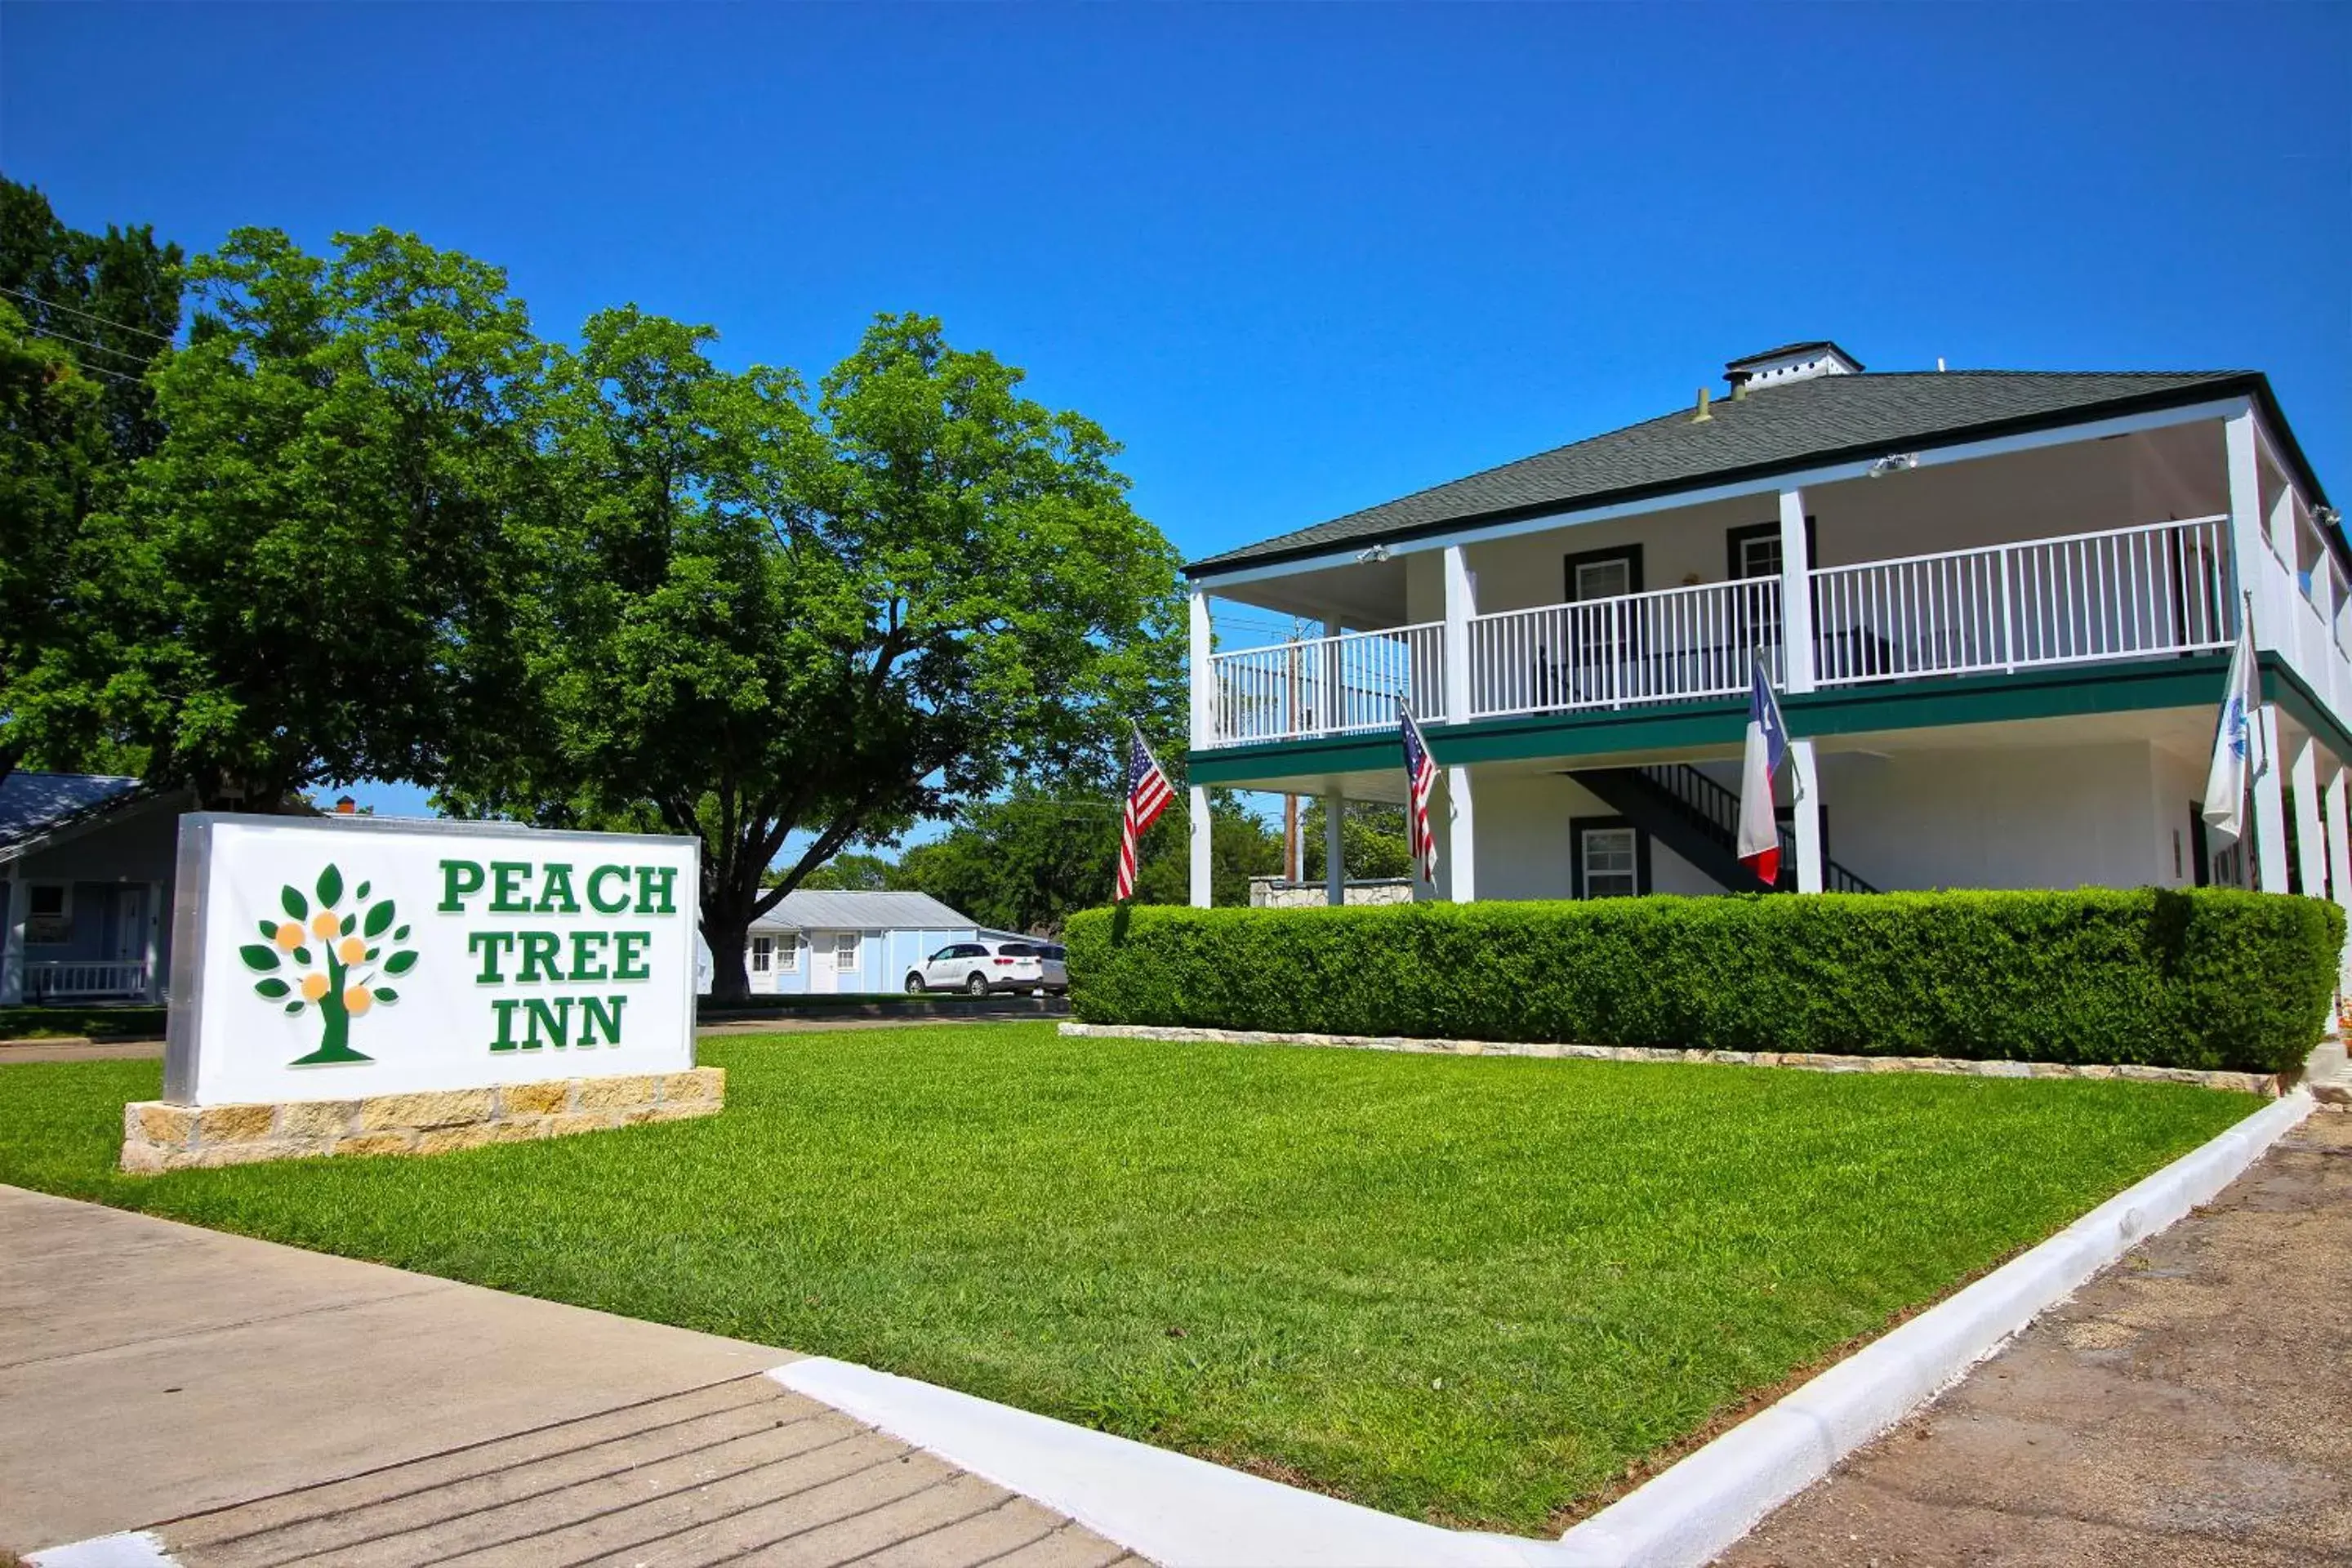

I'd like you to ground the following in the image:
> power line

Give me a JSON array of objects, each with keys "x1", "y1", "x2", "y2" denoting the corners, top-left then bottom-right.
[
  {"x1": 25, "y1": 323, "x2": 155, "y2": 376},
  {"x1": 0, "y1": 283, "x2": 177, "y2": 345},
  {"x1": 22, "y1": 331, "x2": 147, "y2": 386}
]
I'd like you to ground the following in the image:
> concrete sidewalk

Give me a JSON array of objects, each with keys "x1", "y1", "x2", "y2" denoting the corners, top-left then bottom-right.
[
  {"x1": 1, "y1": 1187, "x2": 1138, "y2": 1567},
  {"x1": 1720, "y1": 1111, "x2": 2352, "y2": 1566}
]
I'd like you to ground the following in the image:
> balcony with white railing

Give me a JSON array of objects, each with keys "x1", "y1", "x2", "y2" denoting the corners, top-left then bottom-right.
[
  {"x1": 1206, "y1": 621, "x2": 1446, "y2": 746},
  {"x1": 1468, "y1": 577, "x2": 1784, "y2": 719},
  {"x1": 1195, "y1": 517, "x2": 2283, "y2": 747},
  {"x1": 1810, "y1": 515, "x2": 2234, "y2": 687}
]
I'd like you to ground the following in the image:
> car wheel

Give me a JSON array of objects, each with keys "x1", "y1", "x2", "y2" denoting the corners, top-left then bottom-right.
[
  {"x1": 965, "y1": 973, "x2": 989, "y2": 996},
  {"x1": 905, "y1": 973, "x2": 926, "y2": 994}
]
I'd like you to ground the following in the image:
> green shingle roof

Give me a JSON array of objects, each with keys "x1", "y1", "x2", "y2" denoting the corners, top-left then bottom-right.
[{"x1": 1188, "y1": 369, "x2": 2305, "y2": 577}]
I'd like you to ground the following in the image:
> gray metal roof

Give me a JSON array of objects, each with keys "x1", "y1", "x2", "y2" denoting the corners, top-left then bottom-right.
[
  {"x1": 1188, "y1": 369, "x2": 2302, "y2": 576},
  {"x1": 0, "y1": 772, "x2": 144, "y2": 854},
  {"x1": 750, "y1": 888, "x2": 978, "y2": 933}
]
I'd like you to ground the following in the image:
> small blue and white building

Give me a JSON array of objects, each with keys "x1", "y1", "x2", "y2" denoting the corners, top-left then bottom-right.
[
  {"x1": 0, "y1": 772, "x2": 189, "y2": 1004},
  {"x1": 698, "y1": 889, "x2": 1005, "y2": 996}
]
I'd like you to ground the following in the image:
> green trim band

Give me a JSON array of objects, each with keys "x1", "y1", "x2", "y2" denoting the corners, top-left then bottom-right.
[{"x1": 1190, "y1": 653, "x2": 2247, "y2": 785}]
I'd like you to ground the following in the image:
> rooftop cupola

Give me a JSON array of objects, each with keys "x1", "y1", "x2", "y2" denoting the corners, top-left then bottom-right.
[{"x1": 1723, "y1": 341, "x2": 1864, "y2": 392}]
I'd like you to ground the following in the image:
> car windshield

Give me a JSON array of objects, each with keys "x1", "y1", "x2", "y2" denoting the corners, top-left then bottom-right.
[
  {"x1": 1040, "y1": 946, "x2": 1066, "y2": 960},
  {"x1": 995, "y1": 943, "x2": 1036, "y2": 957}
]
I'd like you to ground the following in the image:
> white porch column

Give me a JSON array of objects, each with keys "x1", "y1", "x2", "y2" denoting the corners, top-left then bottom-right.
[
  {"x1": 0, "y1": 870, "x2": 21, "y2": 1004},
  {"x1": 2252, "y1": 703, "x2": 2292, "y2": 892},
  {"x1": 2327, "y1": 768, "x2": 2352, "y2": 912},
  {"x1": 1323, "y1": 789, "x2": 1344, "y2": 907},
  {"x1": 1789, "y1": 739, "x2": 1824, "y2": 893},
  {"x1": 1446, "y1": 766, "x2": 1476, "y2": 903},
  {"x1": 1777, "y1": 487, "x2": 1815, "y2": 693},
  {"x1": 1441, "y1": 545, "x2": 1476, "y2": 725},
  {"x1": 144, "y1": 880, "x2": 165, "y2": 1003},
  {"x1": 1187, "y1": 587, "x2": 1214, "y2": 908},
  {"x1": 2292, "y1": 736, "x2": 2327, "y2": 898},
  {"x1": 2225, "y1": 411, "x2": 2277, "y2": 651},
  {"x1": 1187, "y1": 785, "x2": 1212, "y2": 908},
  {"x1": 1188, "y1": 588, "x2": 1213, "y2": 750}
]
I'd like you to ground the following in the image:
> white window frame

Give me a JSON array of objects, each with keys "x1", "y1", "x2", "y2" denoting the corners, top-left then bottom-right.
[
  {"x1": 1579, "y1": 826, "x2": 1642, "y2": 900},
  {"x1": 1572, "y1": 557, "x2": 1632, "y2": 602},
  {"x1": 750, "y1": 936, "x2": 773, "y2": 973},
  {"x1": 833, "y1": 933, "x2": 860, "y2": 972},
  {"x1": 24, "y1": 882, "x2": 71, "y2": 946}
]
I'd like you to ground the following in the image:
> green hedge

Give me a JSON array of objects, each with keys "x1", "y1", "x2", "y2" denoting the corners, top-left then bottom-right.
[{"x1": 1065, "y1": 890, "x2": 2343, "y2": 1074}]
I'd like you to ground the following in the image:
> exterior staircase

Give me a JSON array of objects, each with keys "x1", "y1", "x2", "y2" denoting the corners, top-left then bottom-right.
[{"x1": 1569, "y1": 764, "x2": 1878, "y2": 895}]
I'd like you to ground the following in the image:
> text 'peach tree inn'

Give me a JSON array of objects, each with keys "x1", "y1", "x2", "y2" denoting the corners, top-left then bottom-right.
[{"x1": 439, "y1": 858, "x2": 679, "y2": 1052}]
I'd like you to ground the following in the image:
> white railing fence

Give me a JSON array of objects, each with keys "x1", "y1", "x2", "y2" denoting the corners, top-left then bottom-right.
[
  {"x1": 24, "y1": 959, "x2": 153, "y2": 1001},
  {"x1": 1468, "y1": 577, "x2": 1784, "y2": 719},
  {"x1": 1208, "y1": 621, "x2": 1445, "y2": 745},
  {"x1": 1811, "y1": 516, "x2": 2234, "y2": 686}
]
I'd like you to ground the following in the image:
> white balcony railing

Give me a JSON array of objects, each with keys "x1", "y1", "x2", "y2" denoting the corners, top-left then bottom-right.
[
  {"x1": 1468, "y1": 577, "x2": 1784, "y2": 719},
  {"x1": 1811, "y1": 516, "x2": 2234, "y2": 686},
  {"x1": 23, "y1": 959, "x2": 153, "y2": 1001},
  {"x1": 1208, "y1": 621, "x2": 1445, "y2": 746},
  {"x1": 1197, "y1": 517, "x2": 2280, "y2": 747}
]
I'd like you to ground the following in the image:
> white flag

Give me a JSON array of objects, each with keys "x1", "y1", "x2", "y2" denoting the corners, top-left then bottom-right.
[{"x1": 2201, "y1": 619, "x2": 2259, "y2": 849}]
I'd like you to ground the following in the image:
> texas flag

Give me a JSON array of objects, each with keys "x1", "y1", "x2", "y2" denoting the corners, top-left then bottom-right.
[{"x1": 1735, "y1": 656, "x2": 1789, "y2": 887}]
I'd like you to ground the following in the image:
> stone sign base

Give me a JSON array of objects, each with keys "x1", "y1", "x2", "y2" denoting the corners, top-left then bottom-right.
[{"x1": 120, "y1": 1068, "x2": 726, "y2": 1172}]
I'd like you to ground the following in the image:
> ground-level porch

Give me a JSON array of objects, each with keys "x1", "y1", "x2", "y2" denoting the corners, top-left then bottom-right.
[{"x1": 1185, "y1": 656, "x2": 2352, "y2": 923}]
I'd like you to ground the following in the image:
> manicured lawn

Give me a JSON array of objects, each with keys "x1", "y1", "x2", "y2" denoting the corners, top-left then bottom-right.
[{"x1": 0, "y1": 1025, "x2": 2256, "y2": 1534}]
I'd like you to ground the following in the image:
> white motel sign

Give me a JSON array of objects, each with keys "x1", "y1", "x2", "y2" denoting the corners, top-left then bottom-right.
[{"x1": 164, "y1": 815, "x2": 700, "y2": 1107}]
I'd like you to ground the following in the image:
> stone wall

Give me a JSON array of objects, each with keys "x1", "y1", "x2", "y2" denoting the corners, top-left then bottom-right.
[{"x1": 120, "y1": 1067, "x2": 725, "y2": 1172}]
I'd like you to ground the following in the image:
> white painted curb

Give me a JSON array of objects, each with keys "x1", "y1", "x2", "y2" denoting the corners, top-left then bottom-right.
[
  {"x1": 1553, "y1": 1086, "x2": 2317, "y2": 1567},
  {"x1": 776, "y1": 1089, "x2": 2314, "y2": 1568},
  {"x1": 771, "y1": 1359, "x2": 1548, "y2": 1567},
  {"x1": 28, "y1": 1534, "x2": 180, "y2": 1568}
]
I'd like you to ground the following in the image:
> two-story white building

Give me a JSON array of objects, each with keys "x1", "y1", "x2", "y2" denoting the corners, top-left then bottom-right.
[{"x1": 1182, "y1": 344, "x2": 2350, "y2": 911}]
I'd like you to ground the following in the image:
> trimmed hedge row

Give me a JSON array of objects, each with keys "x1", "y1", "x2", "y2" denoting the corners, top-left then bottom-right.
[{"x1": 1064, "y1": 890, "x2": 2343, "y2": 1074}]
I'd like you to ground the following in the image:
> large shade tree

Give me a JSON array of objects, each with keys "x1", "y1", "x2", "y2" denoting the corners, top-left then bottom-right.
[
  {"x1": 0, "y1": 177, "x2": 184, "y2": 461},
  {"x1": 451, "y1": 311, "x2": 1185, "y2": 997},
  {"x1": 0, "y1": 303, "x2": 115, "y2": 786},
  {"x1": 0, "y1": 181, "x2": 184, "y2": 786},
  {"x1": 63, "y1": 229, "x2": 544, "y2": 808}
]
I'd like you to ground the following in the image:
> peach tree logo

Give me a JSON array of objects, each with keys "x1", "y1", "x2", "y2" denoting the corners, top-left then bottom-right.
[{"x1": 238, "y1": 864, "x2": 416, "y2": 1066}]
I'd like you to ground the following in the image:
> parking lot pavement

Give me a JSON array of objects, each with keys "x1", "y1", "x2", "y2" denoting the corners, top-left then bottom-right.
[{"x1": 1718, "y1": 1110, "x2": 2352, "y2": 1567}]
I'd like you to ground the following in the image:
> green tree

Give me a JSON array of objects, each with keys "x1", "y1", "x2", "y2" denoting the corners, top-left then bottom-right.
[
  {"x1": 0, "y1": 177, "x2": 183, "y2": 461},
  {"x1": 1302, "y1": 797, "x2": 1414, "y2": 881},
  {"x1": 800, "y1": 852, "x2": 895, "y2": 891},
  {"x1": 0, "y1": 302, "x2": 115, "y2": 785},
  {"x1": 887, "y1": 789, "x2": 1278, "y2": 934},
  {"x1": 451, "y1": 311, "x2": 1186, "y2": 997},
  {"x1": 64, "y1": 229, "x2": 544, "y2": 808}
]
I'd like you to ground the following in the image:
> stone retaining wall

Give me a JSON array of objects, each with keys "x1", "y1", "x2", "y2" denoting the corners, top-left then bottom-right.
[
  {"x1": 120, "y1": 1067, "x2": 725, "y2": 1172},
  {"x1": 1057, "y1": 1022, "x2": 2289, "y2": 1096}
]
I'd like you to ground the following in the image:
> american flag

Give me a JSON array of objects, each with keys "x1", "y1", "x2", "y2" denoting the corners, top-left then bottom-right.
[
  {"x1": 1400, "y1": 704, "x2": 1439, "y2": 881},
  {"x1": 1116, "y1": 727, "x2": 1175, "y2": 901}
]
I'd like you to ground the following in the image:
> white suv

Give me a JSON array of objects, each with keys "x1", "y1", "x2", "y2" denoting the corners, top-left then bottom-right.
[{"x1": 907, "y1": 939, "x2": 1068, "y2": 996}]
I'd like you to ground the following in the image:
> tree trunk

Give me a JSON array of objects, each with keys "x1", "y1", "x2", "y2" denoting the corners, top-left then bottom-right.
[
  {"x1": 702, "y1": 910, "x2": 753, "y2": 1002},
  {"x1": 292, "y1": 955, "x2": 367, "y2": 1064}
]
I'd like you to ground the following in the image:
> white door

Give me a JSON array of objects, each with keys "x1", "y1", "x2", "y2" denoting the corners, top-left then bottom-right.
[{"x1": 808, "y1": 932, "x2": 839, "y2": 994}]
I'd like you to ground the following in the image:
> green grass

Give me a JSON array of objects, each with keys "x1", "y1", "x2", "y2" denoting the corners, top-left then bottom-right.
[{"x1": 0, "y1": 1024, "x2": 2256, "y2": 1534}]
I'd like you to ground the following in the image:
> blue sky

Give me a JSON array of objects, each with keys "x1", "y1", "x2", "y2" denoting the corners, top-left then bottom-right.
[{"x1": 7, "y1": 2, "x2": 2348, "y2": 825}]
